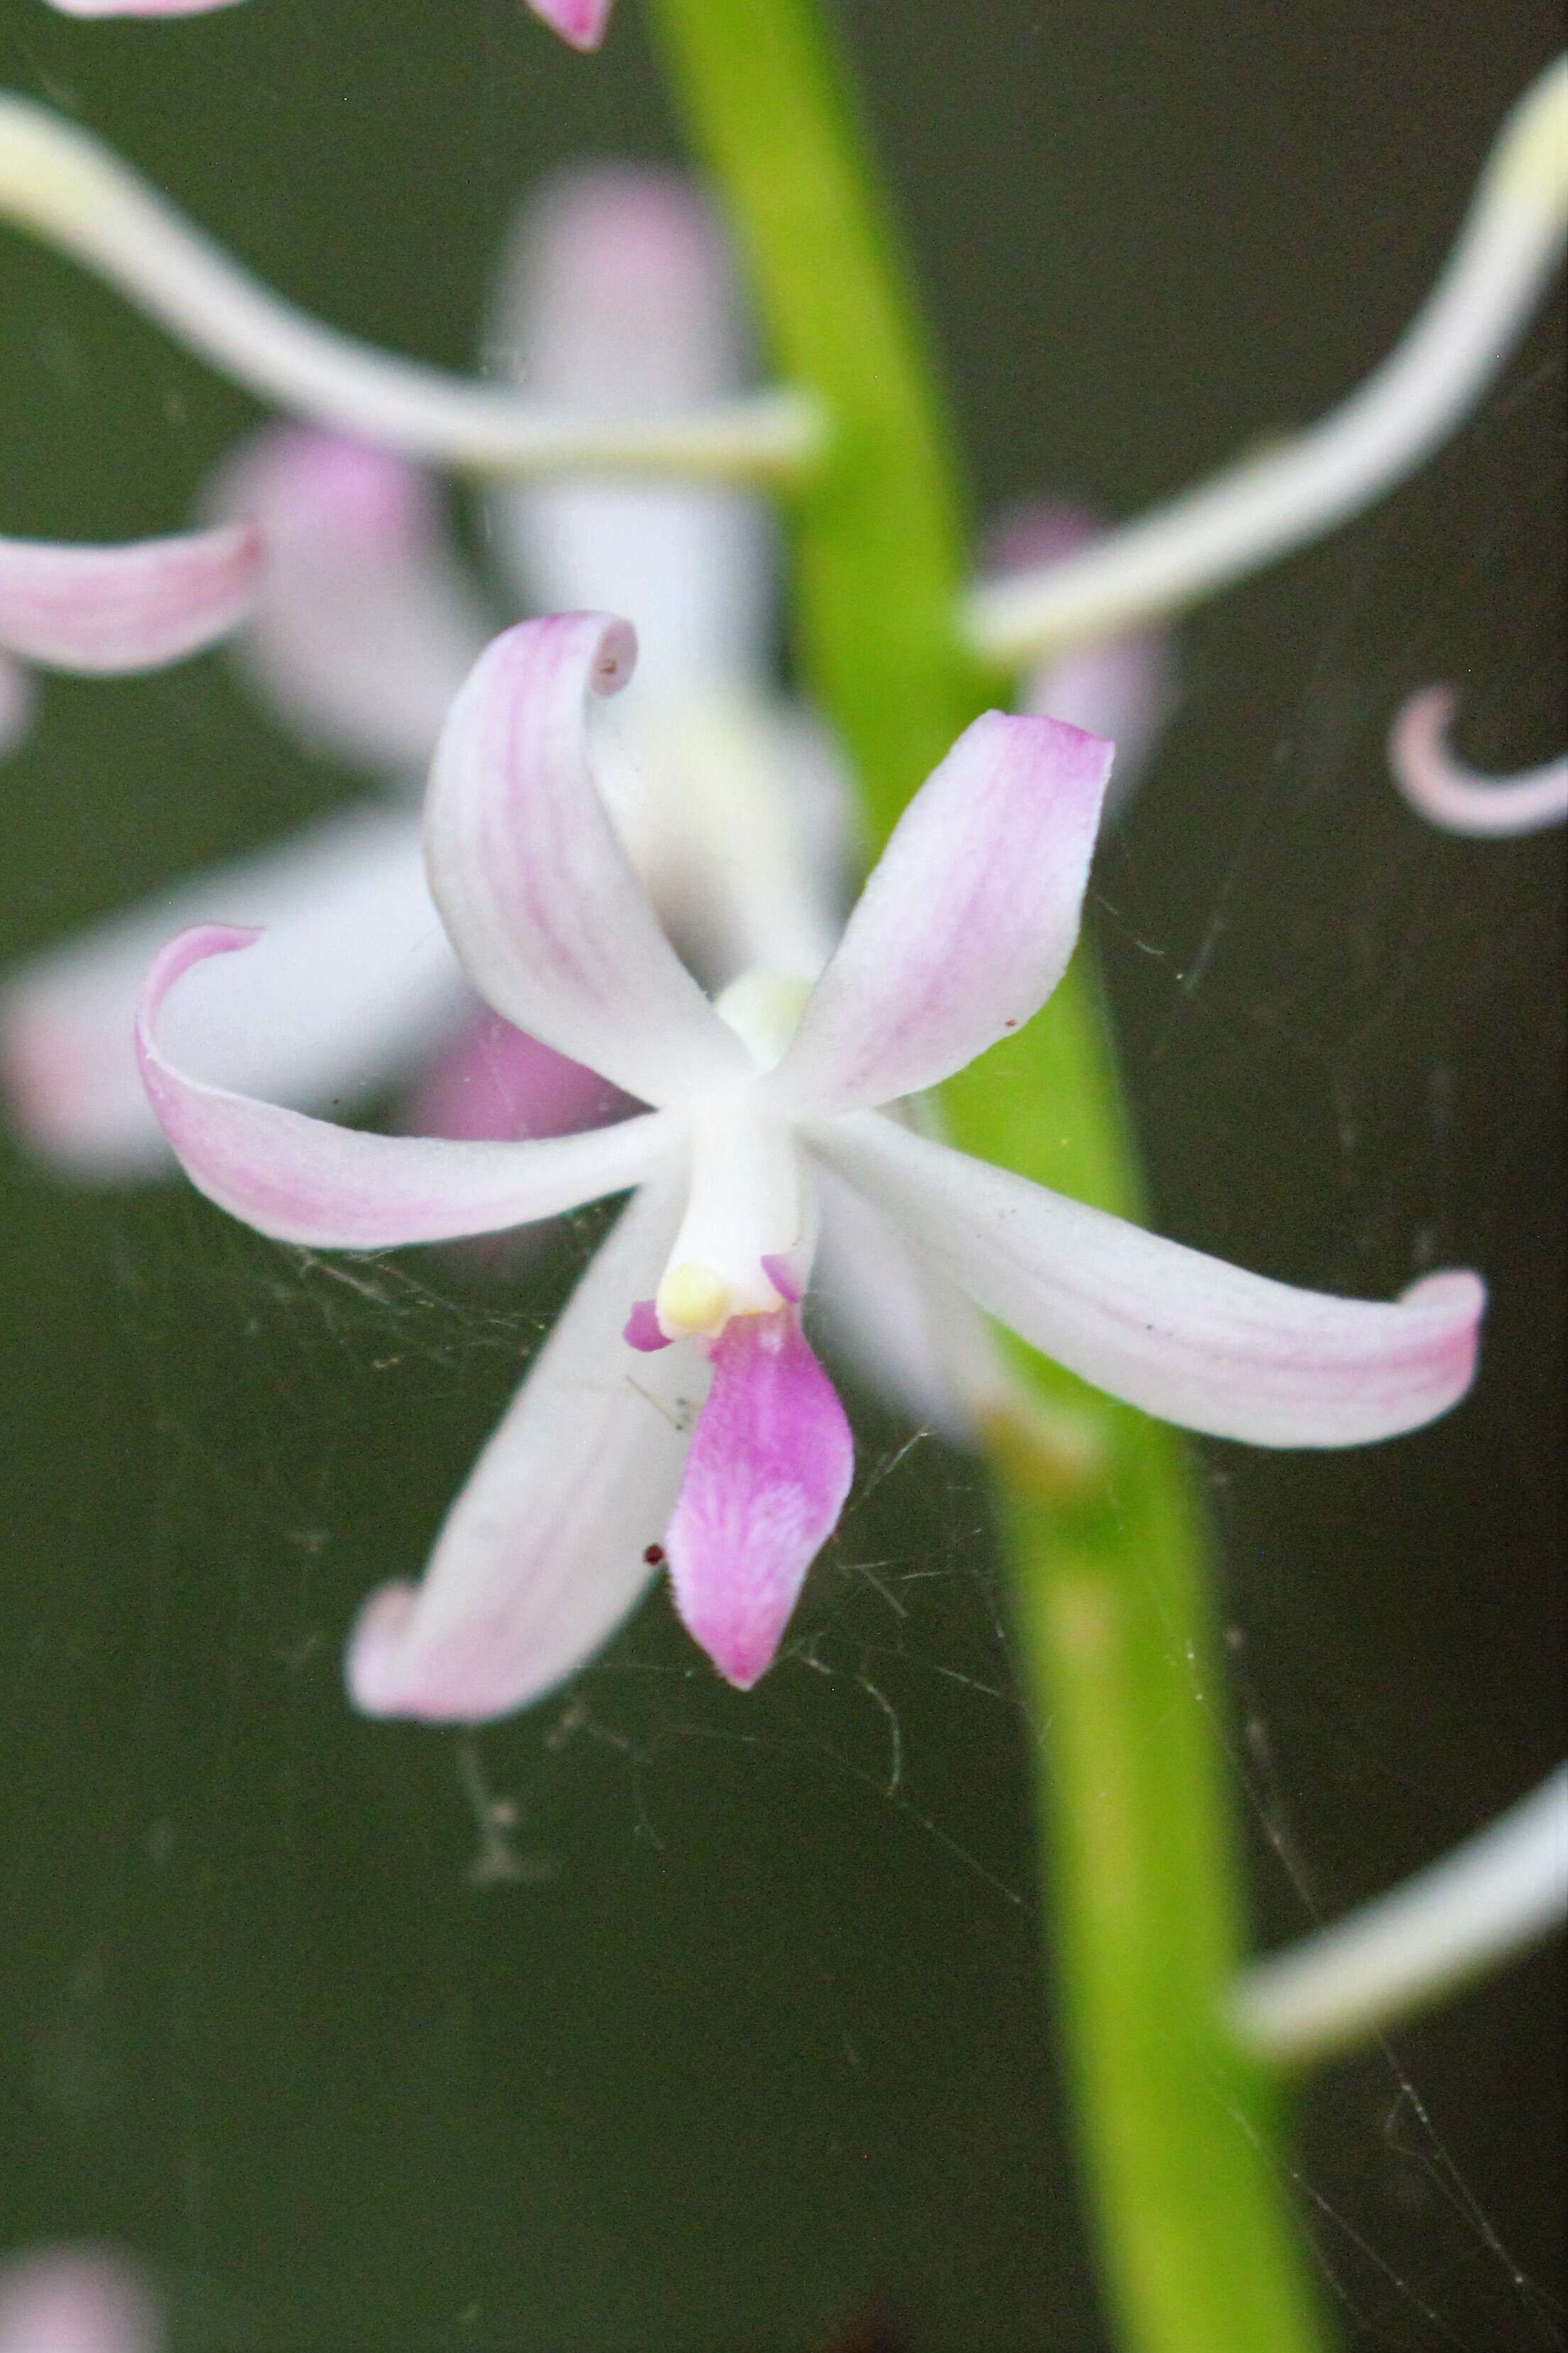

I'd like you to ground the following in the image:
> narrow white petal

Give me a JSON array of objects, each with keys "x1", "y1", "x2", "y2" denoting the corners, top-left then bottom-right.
[
  {"x1": 811, "y1": 1163, "x2": 996, "y2": 1443},
  {"x1": 139, "y1": 927, "x2": 678, "y2": 1247},
  {"x1": 764, "y1": 710, "x2": 1111, "y2": 1118},
  {"x1": 347, "y1": 1174, "x2": 708, "y2": 1723},
  {"x1": 1, "y1": 803, "x2": 464, "y2": 1175},
  {"x1": 423, "y1": 615, "x2": 751, "y2": 1106},
  {"x1": 811, "y1": 1114, "x2": 1484, "y2": 1448},
  {"x1": 487, "y1": 166, "x2": 774, "y2": 686},
  {"x1": 1233, "y1": 1766, "x2": 1568, "y2": 2067},
  {"x1": 967, "y1": 59, "x2": 1568, "y2": 663},
  {"x1": 0, "y1": 99, "x2": 819, "y2": 485}
]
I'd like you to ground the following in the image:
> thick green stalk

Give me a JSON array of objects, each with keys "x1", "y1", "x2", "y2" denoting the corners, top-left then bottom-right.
[{"x1": 644, "y1": 2, "x2": 1326, "y2": 2347}]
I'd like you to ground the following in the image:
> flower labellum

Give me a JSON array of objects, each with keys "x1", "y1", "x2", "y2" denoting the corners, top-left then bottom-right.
[{"x1": 139, "y1": 613, "x2": 1486, "y2": 1719}]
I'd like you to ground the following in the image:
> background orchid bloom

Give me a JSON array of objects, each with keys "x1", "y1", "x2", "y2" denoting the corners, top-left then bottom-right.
[
  {"x1": 0, "y1": 519, "x2": 260, "y2": 757},
  {"x1": 0, "y1": 166, "x2": 833, "y2": 1175},
  {"x1": 0, "y1": 2247, "x2": 158, "y2": 2353},
  {"x1": 1389, "y1": 685, "x2": 1568, "y2": 836},
  {"x1": 139, "y1": 613, "x2": 1483, "y2": 1721}
]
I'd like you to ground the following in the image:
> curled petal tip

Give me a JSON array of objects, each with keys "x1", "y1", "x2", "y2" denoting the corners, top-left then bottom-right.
[
  {"x1": 526, "y1": 0, "x2": 614, "y2": 50},
  {"x1": 1390, "y1": 686, "x2": 1568, "y2": 836}
]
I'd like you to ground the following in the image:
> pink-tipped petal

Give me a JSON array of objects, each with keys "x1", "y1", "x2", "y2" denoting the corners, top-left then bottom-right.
[
  {"x1": 525, "y1": 0, "x2": 612, "y2": 48},
  {"x1": 0, "y1": 521, "x2": 259, "y2": 672},
  {"x1": 203, "y1": 425, "x2": 489, "y2": 775},
  {"x1": 404, "y1": 1009, "x2": 629, "y2": 1146},
  {"x1": 1390, "y1": 686, "x2": 1568, "y2": 838},
  {"x1": 423, "y1": 615, "x2": 750, "y2": 1106},
  {"x1": 666, "y1": 1308, "x2": 853, "y2": 1690},
  {"x1": 0, "y1": 2249, "x2": 158, "y2": 2353},
  {"x1": 764, "y1": 711, "x2": 1113, "y2": 1119},
  {"x1": 811, "y1": 1114, "x2": 1486, "y2": 1449},
  {"x1": 0, "y1": 649, "x2": 35, "y2": 756},
  {"x1": 1, "y1": 803, "x2": 465, "y2": 1177},
  {"x1": 347, "y1": 1174, "x2": 702, "y2": 1722},
  {"x1": 137, "y1": 926, "x2": 678, "y2": 1247},
  {"x1": 490, "y1": 167, "x2": 767, "y2": 685}
]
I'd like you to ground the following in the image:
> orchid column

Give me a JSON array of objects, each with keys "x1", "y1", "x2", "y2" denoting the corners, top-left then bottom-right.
[{"x1": 642, "y1": 3, "x2": 1325, "y2": 2348}]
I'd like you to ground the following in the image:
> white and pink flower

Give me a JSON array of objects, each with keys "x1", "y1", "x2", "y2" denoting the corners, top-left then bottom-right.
[
  {"x1": 139, "y1": 612, "x2": 1485, "y2": 1718},
  {"x1": 43, "y1": 0, "x2": 611, "y2": 48}
]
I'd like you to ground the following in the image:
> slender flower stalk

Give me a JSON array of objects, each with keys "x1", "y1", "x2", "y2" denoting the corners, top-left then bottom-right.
[
  {"x1": 1389, "y1": 686, "x2": 1568, "y2": 836},
  {"x1": 1233, "y1": 1767, "x2": 1568, "y2": 2067},
  {"x1": 966, "y1": 55, "x2": 1568, "y2": 663},
  {"x1": 0, "y1": 98, "x2": 821, "y2": 488}
]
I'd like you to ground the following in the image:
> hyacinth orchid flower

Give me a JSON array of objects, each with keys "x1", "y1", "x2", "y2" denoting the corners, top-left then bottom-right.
[
  {"x1": 0, "y1": 518, "x2": 259, "y2": 757},
  {"x1": 138, "y1": 612, "x2": 1485, "y2": 1716},
  {"x1": 1389, "y1": 685, "x2": 1568, "y2": 837}
]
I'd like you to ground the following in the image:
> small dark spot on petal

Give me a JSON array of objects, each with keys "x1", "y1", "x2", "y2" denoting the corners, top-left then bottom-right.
[
  {"x1": 1003, "y1": 1018, "x2": 1017, "y2": 1030},
  {"x1": 642, "y1": 1542, "x2": 666, "y2": 1566}
]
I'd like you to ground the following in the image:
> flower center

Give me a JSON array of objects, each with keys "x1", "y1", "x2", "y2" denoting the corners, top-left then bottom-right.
[
  {"x1": 652, "y1": 1094, "x2": 812, "y2": 1342},
  {"x1": 713, "y1": 970, "x2": 813, "y2": 1071}
]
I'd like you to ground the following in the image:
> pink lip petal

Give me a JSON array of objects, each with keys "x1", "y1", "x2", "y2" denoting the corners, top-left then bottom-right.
[
  {"x1": 1389, "y1": 686, "x2": 1568, "y2": 839},
  {"x1": 202, "y1": 424, "x2": 489, "y2": 775},
  {"x1": 0, "y1": 521, "x2": 259, "y2": 672},
  {"x1": 811, "y1": 1113, "x2": 1486, "y2": 1450},
  {"x1": 347, "y1": 1175, "x2": 701, "y2": 1723},
  {"x1": 666, "y1": 1307, "x2": 853, "y2": 1691},
  {"x1": 764, "y1": 709, "x2": 1113, "y2": 1119},
  {"x1": 423, "y1": 614, "x2": 751, "y2": 1106},
  {"x1": 524, "y1": 0, "x2": 614, "y2": 50},
  {"x1": 136, "y1": 925, "x2": 678, "y2": 1248}
]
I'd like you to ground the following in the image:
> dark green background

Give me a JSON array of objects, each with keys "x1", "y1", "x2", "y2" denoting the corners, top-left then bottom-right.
[{"x1": 0, "y1": 2, "x2": 1562, "y2": 2345}]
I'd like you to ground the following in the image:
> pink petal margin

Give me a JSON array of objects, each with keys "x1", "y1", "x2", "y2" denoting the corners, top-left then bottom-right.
[
  {"x1": 137, "y1": 926, "x2": 676, "y2": 1247},
  {"x1": 1389, "y1": 686, "x2": 1568, "y2": 839},
  {"x1": 526, "y1": 0, "x2": 613, "y2": 49},
  {"x1": 666, "y1": 1308, "x2": 853, "y2": 1690},
  {"x1": 0, "y1": 524, "x2": 259, "y2": 672}
]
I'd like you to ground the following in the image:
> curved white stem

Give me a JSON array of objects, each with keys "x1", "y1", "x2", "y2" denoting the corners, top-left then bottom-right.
[
  {"x1": 0, "y1": 97, "x2": 823, "y2": 486},
  {"x1": 1232, "y1": 1765, "x2": 1568, "y2": 2067},
  {"x1": 967, "y1": 58, "x2": 1568, "y2": 664}
]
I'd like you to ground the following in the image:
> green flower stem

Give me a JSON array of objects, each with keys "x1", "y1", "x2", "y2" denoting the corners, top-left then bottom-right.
[{"x1": 644, "y1": 1, "x2": 1326, "y2": 2347}]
